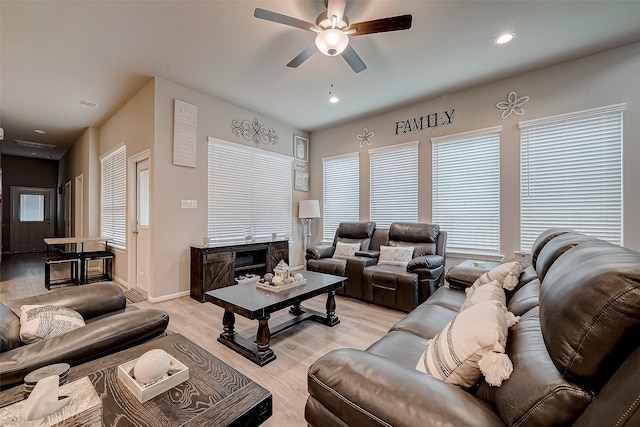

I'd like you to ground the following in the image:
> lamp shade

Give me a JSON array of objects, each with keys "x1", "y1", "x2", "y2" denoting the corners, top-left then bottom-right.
[{"x1": 299, "y1": 200, "x2": 320, "y2": 219}]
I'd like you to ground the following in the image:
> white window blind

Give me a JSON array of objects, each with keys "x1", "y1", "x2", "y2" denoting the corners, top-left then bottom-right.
[
  {"x1": 369, "y1": 142, "x2": 418, "y2": 228},
  {"x1": 323, "y1": 153, "x2": 359, "y2": 241},
  {"x1": 520, "y1": 104, "x2": 624, "y2": 251},
  {"x1": 100, "y1": 145, "x2": 127, "y2": 248},
  {"x1": 432, "y1": 127, "x2": 501, "y2": 255},
  {"x1": 208, "y1": 138, "x2": 292, "y2": 242}
]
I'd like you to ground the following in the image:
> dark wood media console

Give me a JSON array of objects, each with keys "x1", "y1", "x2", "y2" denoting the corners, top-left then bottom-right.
[{"x1": 190, "y1": 239, "x2": 289, "y2": 302}]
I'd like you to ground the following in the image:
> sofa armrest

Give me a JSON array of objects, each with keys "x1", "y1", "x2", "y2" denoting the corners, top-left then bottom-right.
[
  {"x1": 407, "y1": 254, "x2": 444, "y2": 272},
  {"x1": 306, "y1": 245, "x2": 335, "y2": 260},
  {"x1": 355, "y1": 250, "x2": 380, "y2": 259},
  {"x1": 306, "y1": 349, "x2": 504, "y2": 427},
  {"x1": 0, "y1": 309, "x2": 169, "y2": 388}
]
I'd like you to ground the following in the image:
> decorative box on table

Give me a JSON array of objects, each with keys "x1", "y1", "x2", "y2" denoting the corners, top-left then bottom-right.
[{"x1": 117, "y1": 353, "x2": 189, "y2": 403}]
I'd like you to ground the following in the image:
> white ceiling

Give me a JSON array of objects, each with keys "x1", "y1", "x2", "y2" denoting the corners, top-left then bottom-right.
[{"x1": 2, "y1": 0, "x2": 640, "y2": 160}]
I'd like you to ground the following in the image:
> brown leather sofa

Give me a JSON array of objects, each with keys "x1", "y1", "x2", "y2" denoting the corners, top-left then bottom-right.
[
  {"x1": 0, "y1": 282, "x2": 169, "y2": 389},
  {"x1": 305, "y1": 228, "x2": 640, "y2": 426},
  {"x1": 307, "y1": 222, "x2": 447, "y2": 311},
  {"x1": 306, "y1": 221, "x2": 378, "y2": 300},
  {"x1": 362, "y1": 222, "x2": 447, "y2": 311}
]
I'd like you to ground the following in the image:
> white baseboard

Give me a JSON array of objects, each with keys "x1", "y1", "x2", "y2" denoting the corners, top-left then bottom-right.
[{"x1": 148, "y1": 290, "x2": 190, "y2": 303}]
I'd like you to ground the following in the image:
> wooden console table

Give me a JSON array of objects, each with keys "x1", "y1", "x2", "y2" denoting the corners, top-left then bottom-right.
[{"x1": 190, "y1": 238, "x2": 289, "y2": 302}]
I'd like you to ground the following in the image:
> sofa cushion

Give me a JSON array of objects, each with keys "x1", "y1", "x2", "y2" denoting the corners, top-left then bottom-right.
[
  {"x1": 477, "y1": 307, "x2": 593, "y2": 427},
  {"x1": 0, "y1": 304, "x2": 21, "y2": 353},
  {"x1": 388, "y1": 222, "x2": 439, "y2": 257},
  {"x1": 332, "y1": 241, "x2": 360, "y2": 259},
  {"x1": 506, "y1": 279, "x2": 540, "y2": 316},
  {"x1": 391, "y1": 302, "x2": 459, "y2": 339},
  {"x1": 529, "y1": 227, "x2": 574, "y2": 268},
  {"x1": 20, "y1": 305, "x2": 85, "y2": 344},
  {"x1": 534, "y1": 231, "x2": 595, "y2": 281},
  {"x1": 366, "y1": 330, "x2": 428, "y2": 369},
  {"x1": 332, "y1": 221, "x2": 376, "y2": 251},
  {"x1": 540, "y1": 240, "x2": 640, "y2": 391},
  {"x1": 378, "y1": 245, "x2": 414, "y2": 267},
  {"x1": 416, "y1": 300, "x2": 517, "y2": 389}
]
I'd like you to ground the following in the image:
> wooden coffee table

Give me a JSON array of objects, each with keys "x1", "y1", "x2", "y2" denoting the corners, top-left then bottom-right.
[
  {"x1": 0, "y1": 334, "x2": 272, "y2": 426},
  {"x1": 205, "y1": 271, "x2": 347, "y2": 366}
]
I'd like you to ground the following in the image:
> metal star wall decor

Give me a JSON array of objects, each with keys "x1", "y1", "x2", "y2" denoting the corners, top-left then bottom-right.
[
  {"x1": 496, "y1": 91, "x2": 529, "y2": 119},
  {"x1": 357, "y1": 128, "x2": 374, "y2": 146},
  {"x1": 231, "y1": 117, "x2": 279, "y2": 145}
]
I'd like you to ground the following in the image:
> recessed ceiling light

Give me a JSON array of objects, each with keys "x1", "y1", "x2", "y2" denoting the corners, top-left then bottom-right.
[
  {"x1": 329, "y1": 96, "x2": 340, "y2": 103},
  {"x1": 495, "y1": 33, "x2": 516, "y2": 45},
  {"x1": 34, "y1": 129, "x2": 46, "y2": 134}
]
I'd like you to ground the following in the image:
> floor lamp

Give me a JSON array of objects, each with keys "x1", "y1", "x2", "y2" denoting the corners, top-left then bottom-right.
[{"x1": 299, "y1": 200, "x2": 320, "y2": 250}]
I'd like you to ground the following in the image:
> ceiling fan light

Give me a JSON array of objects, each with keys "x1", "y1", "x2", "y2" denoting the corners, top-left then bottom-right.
[{"x1": 315, "y1": 29, "x2": 349, "y2": 56}]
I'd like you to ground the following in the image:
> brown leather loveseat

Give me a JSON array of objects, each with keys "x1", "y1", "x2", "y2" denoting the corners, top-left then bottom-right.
[
  {"x1": 305, "y1": 228, "x2": 640, "y2": 426},
  {"x1": 0, "y1": 282, "x2": 169, "y2": 389}
]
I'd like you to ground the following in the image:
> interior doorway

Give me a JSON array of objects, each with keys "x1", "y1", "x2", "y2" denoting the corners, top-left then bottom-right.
[
  {"x1": 64, "y1": 181, "x2": 72, "y2": 238},
  {"x1": 135, "y1": 158, "x2": 150, "y2": 293},
  {"x1": 10, "y1": 186, "x2": 55, "y2": 253},
  {"x1": 74, "y1": 174, "x2": 83, "y2": 238}
]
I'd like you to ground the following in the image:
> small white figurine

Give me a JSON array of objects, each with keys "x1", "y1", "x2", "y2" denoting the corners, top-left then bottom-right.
[
  {"x1": 21, "y1": 375, "x2": 70, "y2": 420},
  {"x1": 134, "y1": 349, "x2": 171, "y2": 384}
]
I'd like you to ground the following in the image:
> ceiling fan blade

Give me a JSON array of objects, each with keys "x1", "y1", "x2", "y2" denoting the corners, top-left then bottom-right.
[
  {"x1": 287, "y1": 43, "x2": 319, "y2": 68},
  {"x1": 326, "y1": 0, "x2": 347, "y2": 23},
  {"x1": 341, "y1": 45, "x2": 367, "y2": 73},
  {"x1": 254, "y1": 8, "x2": 318, "y2": 32},
  {"x1": 350, "y1": 14, "x2": 412, "y2": 36}
]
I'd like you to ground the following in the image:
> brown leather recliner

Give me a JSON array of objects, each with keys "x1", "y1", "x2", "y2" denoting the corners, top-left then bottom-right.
[
  {"x1": 362, "y1": 222, "x2": 447, "y2": 312},
  {"x1": 306, "y1": 221, "x2": 377, "y2": 299}
]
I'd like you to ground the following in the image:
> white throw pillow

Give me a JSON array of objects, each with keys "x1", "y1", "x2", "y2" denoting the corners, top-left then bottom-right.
[
  {"x1": 378, "y1": 245, "x2": 414, "y2": 267},
  {"x1": 20, "y1": 304, "x2": 85, "y2": 344},
  {"x1": 461, "y1": 280, "x2": 506, "y2": 311},
  {"x1": 416, "y1": 300, "x2": 519, "y2": 389},
  {"x1": 466, "y1": 261, "x2": 523, "y2": 299},
  {"x1": 332, "y1": 241, "x2": 361, "y2": 259}
]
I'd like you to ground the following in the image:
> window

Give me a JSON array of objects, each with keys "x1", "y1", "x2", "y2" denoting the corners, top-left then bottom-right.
[
  {"x1": 20, "y1": 194, "x2": 44, "y2": 221},
  {"x1": 520, "y1": 104, "x2": 624, "y2": 251},
  {"x1": 432, "y1": 127, "x2": 501, "y2": 255},
  {"x1": 369, "y1": 142, "x2": 418, "y2": 228},
  {"x1": 100, "y1": 145, "x2": 127, "y2": 248},
  {"x1": 322, "y1": 153, "x2": 359, "y2": 241},
  {"x1": 208, "y1": 138, "x2": 292, "y2": 242}
]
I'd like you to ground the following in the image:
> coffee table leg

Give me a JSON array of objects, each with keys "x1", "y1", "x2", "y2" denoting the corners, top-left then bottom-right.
[
  {"x1": 222, "y1": 310, "x2": 236, "y2": 339},
  {"x1": 289, "y1": 301, "x2": 303, "y2": 315},
  {"x1": 256, "y1": 315, "x2": 271, "y2": 353},
  {"x1": 324, "y1": 290, "x2": 340, "y2": 326}
]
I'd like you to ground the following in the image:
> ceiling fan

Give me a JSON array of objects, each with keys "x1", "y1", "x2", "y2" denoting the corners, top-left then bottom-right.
[{"x1": 254, "y1": 0, "x2": 412, "y2": 73}]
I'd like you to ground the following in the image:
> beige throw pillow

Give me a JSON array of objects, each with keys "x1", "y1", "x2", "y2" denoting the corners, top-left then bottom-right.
[
  {"x1": 20, "y1": 304, "x2": 85, "y2": 344},
  {"x1": 332, "y1": 241, "x2": 361, "y2": 259},
  {"x1": 416, "y1": 300, "x2": 519, "y2": 389},
  {"x1": 461, "y1": 279, "x2": 506, "y2": 311},
  {"x1": 466, "y1": 261, "x2": 523, "y2": 299},
  {"x1": 378, "y1": 245, "x2": 414, "y2": 267}
]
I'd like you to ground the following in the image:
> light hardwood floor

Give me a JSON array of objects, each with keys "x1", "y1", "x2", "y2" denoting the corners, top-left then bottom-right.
[{"x1": 0, "y1": 253, "x2": 405, "y2": 426}]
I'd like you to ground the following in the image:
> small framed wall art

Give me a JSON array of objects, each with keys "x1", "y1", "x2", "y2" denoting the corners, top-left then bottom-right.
[
  {"x1": 294, "y1": 170, "x2": 309, "y2": 192},
  {"x1": 294, "y1": 135, "x2": 309, "y2": 162}
]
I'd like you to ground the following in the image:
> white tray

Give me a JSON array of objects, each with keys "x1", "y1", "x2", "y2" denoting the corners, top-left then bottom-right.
[
  {"x1": 117, "y1": 353, "x2": 189, "y2": 403},
  {"x1": 256, "y1": 278, "x2": 307, "y2": 292}
]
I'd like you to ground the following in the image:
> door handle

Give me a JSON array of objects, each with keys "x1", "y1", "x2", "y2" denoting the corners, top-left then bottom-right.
[{"x1": 133, "y1": 230, "x2": 139, "y2": 234}]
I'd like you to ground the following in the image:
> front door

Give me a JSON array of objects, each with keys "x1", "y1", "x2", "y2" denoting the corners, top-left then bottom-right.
[
  {"x1": 135, "y1": 159, "x2": 150, "y2": 292},
  {"x1": 10, "y1": 186, "x2": 55, "y2": 253}
]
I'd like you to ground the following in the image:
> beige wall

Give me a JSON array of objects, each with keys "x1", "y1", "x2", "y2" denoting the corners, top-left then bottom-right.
[
  {"x1": 98, "y1": 78, "x2": 156, "y2": 285},
  {"x1": 151, "y1": 77, "x2": 308, "y2": 299},
  {"x1": 309, "y1": 42, "x2": 640, "y2": 260},
  {"x1": 60, "y1": 126, "x2": 100, "y2": 240}
]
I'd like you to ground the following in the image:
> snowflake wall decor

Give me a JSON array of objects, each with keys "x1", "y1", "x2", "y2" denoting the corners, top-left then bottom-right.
[
  {"x1": 496, "y1": 91, "x2": 529, "y2": 119},
  {"x1": 357, "y1": 128, "x2": 374, "y2": 146}
]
